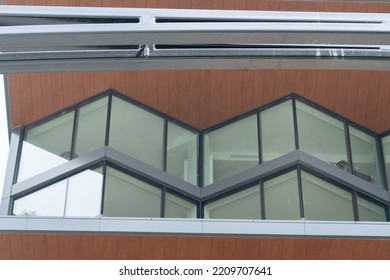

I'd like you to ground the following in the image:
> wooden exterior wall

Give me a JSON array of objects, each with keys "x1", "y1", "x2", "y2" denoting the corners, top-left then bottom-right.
[
  {"x1": 3, "y1": 0, "x2": 390, "y2": 133},
  {"x1": 1, "y1": 234, "x2": 390, "y2": 260}
]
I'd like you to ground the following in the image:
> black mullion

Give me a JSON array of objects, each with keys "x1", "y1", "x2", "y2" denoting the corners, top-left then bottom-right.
[
  {"x1": 199, "y1": 131, "x2": 204, "y2": 187},
  {"x1": 292, "y1": 95, "x2": 300, "y2": 150},
  {"x1": 104, "y1": 93, "x2": 113, "y2": 146},
  {"x1": 297, "y1": 166, "x2": 305, "y2": 219},
  {"x1": 100, "y1": 161, "x2": 108, "y2": 215},
  {"x1": 352, "y1": 190, "x2": 359, "y2": 221},
  {"x1": 12, "y1": 127, "x2": 26, "y2": 184},
  {"x1": 70, "y1": 106, "x2": 79, "y2": 160},
  {"x1": 161, "y1": 187, "x2": 166, "y2": 218},
  {"x1": 260, "y1": 180, "x2": 265, "y2": 220},
  {"x1": 257, "y1": 111, "x2": 263, "y2": 165},
  {"x1": 163, "y1": 118, "x2": 168, "y2": 172},
  {"x1": 344, "y1": 121, "x2": 354, "y2": 175}
]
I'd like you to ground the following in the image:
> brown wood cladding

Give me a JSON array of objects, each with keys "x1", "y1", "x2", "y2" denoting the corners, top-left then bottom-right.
[
  {"x1": 4, "y1": 0, "x2": 390, "y2": 132},
  {"x1": 1, "y1": 234, "x2": 390, "y2": 259}
]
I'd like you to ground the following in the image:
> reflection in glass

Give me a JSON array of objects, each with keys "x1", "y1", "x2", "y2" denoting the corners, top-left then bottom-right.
[
  {"x1": 264, "y1": 170, "x2": 300, "y2": 220},
  {"x1": 301, "y1": 171, "x2": 354, "y2": 221},
  {"x1": 165, "y1": 192, "x2": 197, "y2": 218},
  {"x1": 65, "y1": 168, "x2": 104, "y2": 217},
  {"x1": 109, "y1": 96, "x2": 164, "y2": 170},
  {"x1": 204, "y1": 185, "x2": 261, "y2": 219},
  {"x1": 349, "y1": 126, "x2": 383, "y2": 187},
  {"x1": 75, "y1": 97, "x2": 108, "y2": 157},
  {"x1": 17, "y1": 111, "x2": 75, "y2": 182},
  {"x1": 103, "y1": 167, "x2": 161, "y2": 218},
  {"x1": 381, "y1": 135, "x2": 390, "y2": 187},
  {"x1": 357, "y1": 196, "x2": 386, "y2": 222},
  {"x1": 261, "y1": 100, "x2": 295, "y2": 162},
  {"x1": 297, "y1": 101, "x2": 348, "y2": 168},
  {"x1": 166, "y1": 122, "x2": 198, "y2": 185},
  {"x1": 13, "y1": 180, "x2": 67, "y2": 216},
  {"x1": 203, "y1": 114, "x2": 259, "y2": 186}
]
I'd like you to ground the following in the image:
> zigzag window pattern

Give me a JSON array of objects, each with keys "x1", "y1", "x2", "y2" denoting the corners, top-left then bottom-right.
[{"x1": 11, "y1": 91, "x2": 390, "y2": 221}]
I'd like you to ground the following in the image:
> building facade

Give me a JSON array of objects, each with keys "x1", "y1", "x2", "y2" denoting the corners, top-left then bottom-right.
[{"x1": 1, "y1": 0, "x2": 390, "y2": 259}]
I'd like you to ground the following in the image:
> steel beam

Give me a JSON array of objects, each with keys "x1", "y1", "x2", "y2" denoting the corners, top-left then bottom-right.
[{"x1": 0, "y1": 6, "x2": 390, "y2": 72}]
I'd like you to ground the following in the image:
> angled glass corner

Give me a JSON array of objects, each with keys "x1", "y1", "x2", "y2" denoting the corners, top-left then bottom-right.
[
  {"x1": 17, "y1": 110, "x2": 75, "y2": 183},
  {"x1": 382, "y1": 134, "x2": 390, "y2": 187},
  {"x1": 296, "y1": 100, "x2": 348, "y2": 169},
  {"x1": 203, "y1": 114, "x2": 259, "y2": 186}
]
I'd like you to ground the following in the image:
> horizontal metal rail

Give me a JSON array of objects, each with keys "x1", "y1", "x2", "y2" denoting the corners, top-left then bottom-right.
[{"x1": 0, "y1": 5, "x2": 390, "y2": 73}]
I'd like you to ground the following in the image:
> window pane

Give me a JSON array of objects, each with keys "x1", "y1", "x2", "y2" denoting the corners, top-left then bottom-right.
[
  {"x1": 357, "y1": 196, "x2": 386, "y2": 222},
  {"x1": 261, "y1": 100, "x2": 295, "y2": 161},
  {"x1": 203, "y1": 114, "x2": 259, "y2": 186},
  {"x1": 204, "y1": 185, "x2": 261, "y2": 219},
  {"x1": 297, "y1": 101, "x2": 348, "y2": 167},
  {"x1": 109, "y1": 96, "x2": 164, "y2": 169},
  {"x1": 264, "y1": 170, "x2": 300, "y2": 220},
  {"x1": 349, "y1": 126, "x2": 383, "y2": 187},
  {"x1": 13, "y1": 180, "x2": 67, "y2": 216},
  {"x1": 166, "y1": 122, "x2": 198, "y2": 185},
  {"x1": 17, "y1": 111, "x2": 75, "y2": 182},
  {"x1": 381, "y1": 135, "x2": 390, "y2": 187},
  {"x1": 65, "y1": 168, "x2": 104, "y2": 217},
  {"x1": 103, "y1": 167, "x2": 161, "y2": 218},
  {"x1": 75, "y1": 97, "x2": 108, "y2": 157},
  {"x1": 301, "y1": 171, "x2": 354, "y2": 221},
  {"x1": 165, "y1": 193, "x2": 197, "y2": 218}
]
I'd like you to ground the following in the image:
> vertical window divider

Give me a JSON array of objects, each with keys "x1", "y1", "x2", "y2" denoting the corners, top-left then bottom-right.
[
  {"x1": 100, "y1": 161, "x2": 107, "y2": 216},
  {"x1": 344, "y1": 122, "x2": 354, "y2": 175},
  {"x1": 257, "y1": 111, "x2": 263, "y2": 165},
  {"x1": 352, "y1": 190, "x2": 359, "y2": 221},
  {"x1": 292, "y1": 95, "x2": 300, "y2": 150},
  {"x1": 104, "y1": 93, "x2": 113, "y2": 146},
  {"x1": 297, "y1": 165, "x2": 305, "y2": 219},
  {"x1": 70, "y1": 107, "x2": 79, "y2": 160},
  {"x1": 377, "y1": 136, "x2": 388, "y2": 190},
  {"x1": 260, "y1": 179, "x2": 265, "y2": 220},
  {"x1": 161, "y1": 187, "x2": 166, "y2": 218},
  {"x1": 163, "y1": 119, "x2": 168, "y2": 172},
  {"x1": 12, "y1": 126, "x2": 26, "y2": 184},
  {"x1": 63, "y1": 175, "x2": 70, "y2": 217},
  {"x1": 199, "y1": 130, "x2": 204, "y2": 188}
]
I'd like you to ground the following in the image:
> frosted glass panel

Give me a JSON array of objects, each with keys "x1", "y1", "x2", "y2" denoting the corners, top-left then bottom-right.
[
  {"x1": 264, "y1": 170, "x2": 300, "y2": 220},
  {"x1": 165, "y1": 193, "x2": 197, "y2": 218},
  {"x1": 383, "y1": 135, "x2": 390, "y2": 186},
  {"x1": 109, "y1": 96, "x2": 164, "y2": 169},
  {"x1": 103, "y1": 167, "x2": 161, "y2": 218},
  {"x1": 204, "y1": 185, "x2": 261, "y2": 219},
  {"x1": 357, "y1": 196, "x2": 386, "y2": 222}
]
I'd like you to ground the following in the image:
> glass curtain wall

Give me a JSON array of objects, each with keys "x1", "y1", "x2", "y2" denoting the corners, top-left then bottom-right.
[{"x1": 382, "y1": 135, "x2": 390, "y2": 186}]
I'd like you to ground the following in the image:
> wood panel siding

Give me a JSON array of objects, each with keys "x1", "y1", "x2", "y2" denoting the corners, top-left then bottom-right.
[
  {"x1": 1, "y1": 234, "x2": 390, "y2": 259},
  {"x1": 7, "y1": 70, "x2": 390, "y2": 133},
  {"x1": 4, "y1": 0, "x2": 390, "y2": 132}
]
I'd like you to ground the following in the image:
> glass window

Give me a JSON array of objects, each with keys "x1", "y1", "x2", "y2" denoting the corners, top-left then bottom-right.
[
  {"x1": 13, "y1": 180, "x2": 67, "y2": 216},
  {"x1": 17, "y1": 111, "x2": 75, "y2": 182},
  {"x1": 109, "y1": 96, "x2": 164, "y2": 170},
  {"x1": 103, "y1": 167, "x2": 162, "y2": 218},
  {"x1": 261, "y1": 100, "x2": 295, "y2": 162},
  {"x1": 166, "y1": 122, "x2": 198, "y2": 185},
  {"x1": 165, "y1": 192, "x2": 197, "y2": 218},
  {"x1": 381, "y1": 135, "x2": 390, "y2": 187},
  {"x1": 301, "y1": 171, "x2": 354, "y2": 221},
  {"x1": 349, "y1": 126, "x2": 383, "y2": 187},
  {"x1": 357, "y1": 195, "x2": 387, "y2": 222},
  {"x1": 74, "y1": 97, "x2": 108, "y2": 157},
  {"x1": 204, "y1": 185, "x2": 261, "y2": 219},
  {"x1": 297, "y1": 101, "x2": 348, "y2": 168},
  {"x1": 203, "y1": 114, "x2": 259, "y2": 186},
  {"x1": 64, "y1": 167, "x2": 104, "y2": 217},
  {"x1": 263, "y1": 170, "x2": 300, "y2": 220}
]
